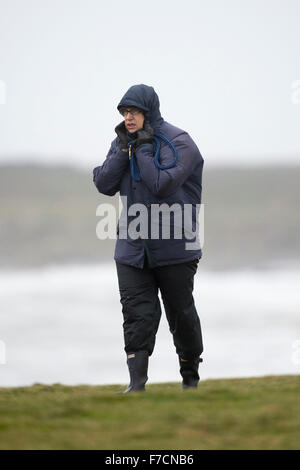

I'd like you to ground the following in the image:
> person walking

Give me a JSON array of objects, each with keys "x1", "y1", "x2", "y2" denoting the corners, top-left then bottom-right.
[{"x1": 93, "y1": 84, "x2": 204, "y2": 392}]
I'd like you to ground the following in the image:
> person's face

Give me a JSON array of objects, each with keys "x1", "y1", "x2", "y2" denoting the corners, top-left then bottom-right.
[{"x1": 119, "y1": 107, "x2": 145, "y2": 133}]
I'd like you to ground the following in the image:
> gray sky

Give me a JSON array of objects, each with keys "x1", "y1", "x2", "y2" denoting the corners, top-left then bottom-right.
[{"x1": 0, "y1": 0, "x2": 299, "y2": 168}]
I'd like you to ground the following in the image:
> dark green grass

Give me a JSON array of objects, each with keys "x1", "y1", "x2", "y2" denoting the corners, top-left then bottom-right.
[{"x1": 0, "y1": 375, "x2": 299, "y2": 450}]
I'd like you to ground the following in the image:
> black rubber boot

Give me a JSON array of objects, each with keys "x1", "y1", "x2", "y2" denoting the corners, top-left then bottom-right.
[
  {"x1": 179, "y1": 356, "x2": 203, "y2": 390},
  {"x1": 122, "y1": 350, "x2": 149, "y2": 393}
]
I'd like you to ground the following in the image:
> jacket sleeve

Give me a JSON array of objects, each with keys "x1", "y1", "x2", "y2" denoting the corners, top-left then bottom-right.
[
  {"x1": 93, "y1": 139, "x2": 129, "y2": 196},
  {"x1": 135, "y1": 132, "x2": 202, "y2": 198}
]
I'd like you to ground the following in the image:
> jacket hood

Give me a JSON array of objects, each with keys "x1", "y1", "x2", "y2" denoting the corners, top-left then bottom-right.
[{"x1": 117, "y1": 84, "x2": 164, "y2": 130}]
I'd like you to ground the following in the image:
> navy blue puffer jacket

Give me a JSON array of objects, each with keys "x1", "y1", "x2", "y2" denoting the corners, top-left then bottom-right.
[{"x1": 93, "y1": 84, "x2": 204, "y2": 269}]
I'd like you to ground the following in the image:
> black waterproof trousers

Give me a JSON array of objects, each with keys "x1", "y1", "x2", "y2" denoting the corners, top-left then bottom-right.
[{"x1": 115, "y1": 255, "x2": 203, "y2": 360}]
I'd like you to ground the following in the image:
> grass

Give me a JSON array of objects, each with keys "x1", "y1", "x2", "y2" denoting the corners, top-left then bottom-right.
[{"x1": 0, "y1": 375, "x2": 299, "y2": 450}]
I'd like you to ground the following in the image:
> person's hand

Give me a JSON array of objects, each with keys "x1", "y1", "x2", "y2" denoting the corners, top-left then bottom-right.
[
  {"x1": 134, "y1": 121, "x2": 154, "y2": 149},
  {"x1": 115, "y1": 121, "x2": 128, "y2": 152}
]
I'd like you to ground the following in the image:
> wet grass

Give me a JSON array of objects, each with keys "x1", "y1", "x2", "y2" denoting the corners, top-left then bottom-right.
[{"x1": 0, "y1": 375, "x2": 299, "y2": 449}]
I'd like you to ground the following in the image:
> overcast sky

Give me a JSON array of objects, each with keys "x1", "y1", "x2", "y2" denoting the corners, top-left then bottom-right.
[{"x1": 0, "y1": 0, "x2": 299, "y2": 168}]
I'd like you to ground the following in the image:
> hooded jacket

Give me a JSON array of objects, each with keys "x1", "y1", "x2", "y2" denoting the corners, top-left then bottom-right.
[{"x1": 93, "y1": 84, "x2": 204, "y2": 269}]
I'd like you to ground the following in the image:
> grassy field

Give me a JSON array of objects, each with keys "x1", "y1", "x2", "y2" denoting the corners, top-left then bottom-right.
[{"x1": 0, "y1": 375, "x2": 299, "y2": 450}]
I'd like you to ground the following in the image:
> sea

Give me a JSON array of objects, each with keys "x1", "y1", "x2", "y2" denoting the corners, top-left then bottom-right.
[{"x1": 1, "y1": 263, "x2": 299, "y2": 387}]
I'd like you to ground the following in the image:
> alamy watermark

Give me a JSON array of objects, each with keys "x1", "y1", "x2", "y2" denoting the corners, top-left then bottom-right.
[
  {"x1": 0, "y1": 340, "x2": 6, "y2": 365},
  {"x1": 291, "y1": 340, "x2": 300, "y2": 366},
  {"x1": 0, "y1": 80, "x2": 6, "y2": 105},
  {"x1": 291, "y1": 80, "x2": 300, "y2": 104},
  {"x1": 96, "y1": 196, "x2": 204, "y2": 250}
]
